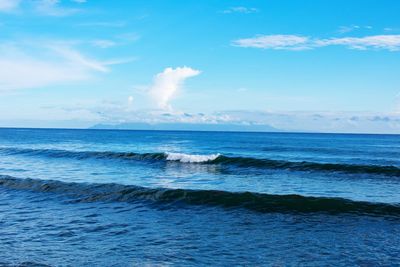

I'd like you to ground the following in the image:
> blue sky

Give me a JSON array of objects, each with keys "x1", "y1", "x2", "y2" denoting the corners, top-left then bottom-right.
[{"x1": 0, "y1": 0, "x2": 400, "y2": 133}]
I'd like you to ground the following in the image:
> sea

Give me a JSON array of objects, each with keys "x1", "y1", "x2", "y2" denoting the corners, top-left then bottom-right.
[{"x1": 0, "y1": 128, "x2": 399, "y2": 266}]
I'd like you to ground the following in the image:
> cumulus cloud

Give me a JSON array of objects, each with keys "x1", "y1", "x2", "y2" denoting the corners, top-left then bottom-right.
[
  {"x1": 0, "y1": 0, "x2": 20, "y2": 11},
  {"x1": 233, "y1": 34, "x2": 400, "y2": 51},
  {"x1": 222, "y1": 6, "x2": 259, "y2": 14},
  {"x1": 149, "y1": 67, "x2": 201, "y2": 109}
]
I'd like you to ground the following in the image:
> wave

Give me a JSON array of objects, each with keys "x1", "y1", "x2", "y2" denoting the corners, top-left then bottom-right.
[
  {"x1": 0, "y1": 147, "x2": 166, "y2": 161},
  {"x1": 1, "y1": 147, "x2": 400, "y2": 176},
  {"x1": 0, "y1": 147, "x2": 217, "y2": 163},
  {"x1": 166, "y1": 152, "x2": 220, "y2": 163},
  {"x1": 262, "y1": 145, "x2": 400, "y2": 155},
  {"x1": 0, "y1": 175, "x2": 399, "y2": 217},
  {"x1": 213, "y1": 155, "x2": 400, "y2": 176}
]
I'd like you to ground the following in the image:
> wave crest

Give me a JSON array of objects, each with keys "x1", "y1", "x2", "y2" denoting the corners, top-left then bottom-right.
[
  {"x1": 166, "y1": 152, "x2": 220, "y2": 163},
  {"x1": 1, "y1": 147, "x2": 400, "y2": 176}
]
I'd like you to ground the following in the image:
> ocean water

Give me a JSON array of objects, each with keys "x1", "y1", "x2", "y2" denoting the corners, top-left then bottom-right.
[{"x1": 0, "y1": 128, "x2": 400, "y2": 266}]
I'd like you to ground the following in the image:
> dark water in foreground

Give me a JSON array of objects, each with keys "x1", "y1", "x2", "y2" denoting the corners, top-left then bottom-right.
[{"x1": 0, "y1": 128, "x2": 399, "y2": 266}]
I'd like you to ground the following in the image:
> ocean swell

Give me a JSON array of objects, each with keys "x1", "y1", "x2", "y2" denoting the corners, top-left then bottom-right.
[
  {"x1": 0, "y1": 175, "x2": 399, "y2": 217},
  {"x1": 1, "y1": 147, "x2": 400, "y2": 176},
  {"x1": 213, "y1": 155, "x2": 400, "y2": 176}
]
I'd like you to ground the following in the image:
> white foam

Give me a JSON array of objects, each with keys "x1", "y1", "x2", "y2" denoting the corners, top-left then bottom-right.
[{"x1": 165, "y1": 152, "x2": 220, "y2": 163}]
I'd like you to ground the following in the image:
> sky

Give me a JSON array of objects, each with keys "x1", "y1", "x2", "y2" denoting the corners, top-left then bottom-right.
[{"x1": 0, "y1": 0, "x2": 400, "y2": 133}]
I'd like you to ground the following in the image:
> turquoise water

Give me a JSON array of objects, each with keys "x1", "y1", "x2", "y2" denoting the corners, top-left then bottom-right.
[{"x1": 0, "y1": 128, "x2": 399, "y2": 266}]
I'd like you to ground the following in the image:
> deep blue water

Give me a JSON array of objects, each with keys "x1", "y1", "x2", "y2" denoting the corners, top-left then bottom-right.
[{"x1": 0, "y1": 128, "x2": 400, "y2": 266}]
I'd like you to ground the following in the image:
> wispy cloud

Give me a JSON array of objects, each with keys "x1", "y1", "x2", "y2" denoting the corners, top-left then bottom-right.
[
  {"x1": 90, "y1": 39, "x2": 116, "y2": 48},
  {"x1": 233, "y1": 34, "x2": 400, "y2": 51},
  {"x1": 316, "y1": 35, "x2": 400, "y2": 51},
  {"x1": 76, "y1": 21, "x2": 127, "y2": 27},
  {"x1": 117, "y1": 32, "x2": 140, "y2": 43},
  {"x1": 0, "y1": 0, "x2": 82, "y2": 16},
  {"x1": 222, "y1": 6, "x2": 259, "y2": 14},
  {"x1": 149, "y1": 67, "x2": 201, "y2": 109},
  {"x1": 0, "y1": 41, "x2": 132, "y2": 91},
  {"x1": 0, "y1": 0, "x2": 20, "y2": 12},
  {"x1": 0, "y1": 45, "x2": 88, "y2": 91},
  {"x1": 48, "y1": 45, "x2": 110, "y2": 72},
  {"x1": 34, "y1": 0, "x2": 80, "y2": 16},
  {"x1": 233, "y1": 35, "x2": 310, "y2": 50},
  {"x1": 88, "y1": 33, "x2": 140, "y2": 49},
  {"x1": 128, "y1": 96, "x2": 134, "y2": 105},
  {"x1": 337, "y1": 25, "x2": 372, "y2": 34}
]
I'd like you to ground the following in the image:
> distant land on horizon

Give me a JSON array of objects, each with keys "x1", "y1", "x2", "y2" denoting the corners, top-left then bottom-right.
[
  {"x1": 1, "y1": 125, "x2": 399, "y2": 135},
  {"x1": 90, "y1": 122, "x2": 280, "y2": 132}
]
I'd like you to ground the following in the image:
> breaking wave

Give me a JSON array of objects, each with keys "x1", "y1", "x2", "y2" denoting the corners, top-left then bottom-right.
[
  {"x1": 1, "y1": 147, "x2": 400, "y2": 176},
  {"x1": 166, "y1": 152, "x2": 220, "y2": 163}
]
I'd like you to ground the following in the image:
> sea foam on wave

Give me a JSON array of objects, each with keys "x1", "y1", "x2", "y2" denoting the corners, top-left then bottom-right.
[{"x1": 165, "y1": 152, "x2": 220, "y2": 163}]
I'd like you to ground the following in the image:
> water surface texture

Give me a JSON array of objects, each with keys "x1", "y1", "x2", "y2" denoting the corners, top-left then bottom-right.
[{"x1": 0, "y1": 128, "x2": 399, "y2": 266}]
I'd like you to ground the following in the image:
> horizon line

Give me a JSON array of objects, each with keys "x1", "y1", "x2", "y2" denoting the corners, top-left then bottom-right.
[{"x1": 0, "y1": 126, "x2": 399, "y2": 136}]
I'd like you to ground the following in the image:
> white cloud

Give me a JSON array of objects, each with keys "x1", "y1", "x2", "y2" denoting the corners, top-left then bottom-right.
[
  {"x1": 56, "y1": 103, "x2": 400, "y2": 134},
  {"x1": 0, "y1": 0, "x2": 82, "y2": 16},
  {"x1": 395, "y1": 93, "x2": 400, "y2": 113},
  {"x1": 316, "y1": 35, "x2": 400, "y2": 51},
  {"x1": 35, "y1": 0, "x2": 79, "y2": 16},
  {"x1": 128, "y1": 96, "x2": 134, "y2": 105},
  {"x1": 88, "y1": 34, "x2": 139, "y2": 49},
  {"x1": 117, "y1": 32, "x2": 141, "y2": 43},
  {"x1": 76, "y1": 21, "x2": 126, "y2": 27},
  {"x1": 49, "y1": 45, "x2": 110, "y2": 72},
  {"x1": 337, "y1": 25, "x2": 372, "y2": 34},
  {"x1": 0, "y1": 41, "x2": 132, "y2": 91},
  {"x1": 223, "y1": 6, "x2": 259, "y2": 14},
  {"x1": 232, "y1": 35, "x2": 311, "y2": 50},
  {"x1": 0, "y1": 0, "x2": 20, "y2": 11},
  {"x1": 149, "y1": 67, "x2": 201, "y2": 109},
  {"x1": 0, "y1": 53, "x2": 87, "y2": 91},
  {"x1": 233, "y1": 34, "x2": 400, "y2": 51},
  {"x1": 91, "y1": 39, "x2": 116, "y2": 48}
]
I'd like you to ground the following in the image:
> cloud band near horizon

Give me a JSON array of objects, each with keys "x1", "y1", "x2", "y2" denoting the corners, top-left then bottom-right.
[{"x1": 233, "y1": 34, "x2": 400, "y2": 51}]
